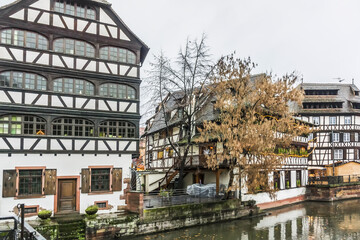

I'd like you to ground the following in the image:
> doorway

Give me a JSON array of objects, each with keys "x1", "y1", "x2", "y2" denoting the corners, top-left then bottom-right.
[{"x1": 57, "y1": 179, "x2": 77, "y2": 213}]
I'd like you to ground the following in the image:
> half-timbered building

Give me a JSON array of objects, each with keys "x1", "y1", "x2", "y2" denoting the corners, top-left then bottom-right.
[
  {"x1": 143, "y1": 89, "x2": 310, "y2": 208},
  {"x1": 0, "y1": 0, "x2": 149, "y2": 216},
  {"x1": 297, "y1": 83, "x2": 360, "y2": 172}
]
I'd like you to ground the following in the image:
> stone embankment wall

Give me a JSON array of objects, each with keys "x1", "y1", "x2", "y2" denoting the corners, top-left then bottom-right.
[
  {"x1": 86, "y1": 199, "x2": 257, "y2": 239},
  {"x1": 306, "y1": 184, "x2": 360, "y2": 201}
]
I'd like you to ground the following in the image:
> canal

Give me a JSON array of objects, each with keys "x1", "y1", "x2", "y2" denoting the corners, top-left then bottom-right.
[{"x1": 132, "y1": 199, "x2": 360, "y2": 240}]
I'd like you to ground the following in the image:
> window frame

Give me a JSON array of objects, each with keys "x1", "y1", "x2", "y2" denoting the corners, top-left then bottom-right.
[
  {"x1": 99, "y1": 83, "x2": 137, "y2": 100},
  {"x1": 98, "y1": 121, "x2": 136, "y2": 138},
  {"x1": 0, "y1": 71, "x2": 47, "y2": 91},
  {"x1": 344, "y1": 116, "x2": 352, "y2": 125},
  {"x1": 52, "y1": 118, "x2": 94, "y2": 137},
  {"x1": 0, "y1": 28, "x2": 48, "y2": 50},
  {"x1": 53, "y1": 38, "x2": 95, "y2": 58},
  {"x1": 343, "y1": 132, "x2": 351, "y2": 142},
  {"x1": 0, "y1": 115, "x2": 46, "y2": 135},
  {"x1": 54, "y1": 1, "x2": 97, "y2": 20},
  {"x1": 89, "y1": 166, "x2": 113, "y2": 193},
  {"x1": 334, "y1": 149, "x2": 343, "y2": 160},
  {"x1": 53, "y1": 77, "x2": 94, "y2": 95},
  {"x1": 15, "y1": 167, "x2": 46, "y2": 198},
  {"x1": 329, "y1": 116, "x2": 337, "y2": 125},
  {"x1": 313, "y1": 117, "x2": 320, "y2": 125},
  {"x1": 332, "y1": 133, "x2": 340, "y2": 143},
  {"x1": 99, "y1": 46, "x2": 137, "y2": 64}
]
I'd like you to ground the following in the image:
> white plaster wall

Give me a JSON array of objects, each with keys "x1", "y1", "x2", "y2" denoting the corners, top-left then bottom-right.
[
  {"x1": 242, "y1": 187, "x2": 306, "y2": 205},
  {"x1": 0, "y1": 153, "x2": 132, "y2": 217}
]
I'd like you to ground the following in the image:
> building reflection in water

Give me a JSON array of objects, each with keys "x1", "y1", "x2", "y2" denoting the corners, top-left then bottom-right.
[{"x1": 134, "y1": 199, "x2": 360, "y2": 240}]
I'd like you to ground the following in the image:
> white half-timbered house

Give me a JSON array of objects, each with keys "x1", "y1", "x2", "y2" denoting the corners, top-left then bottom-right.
[
  {"x1": 297, "y1": 83, "x2": 360, "y2": 170},
  {"x1": 0, "y1": 0, "x2": 149, "y2": 217}
]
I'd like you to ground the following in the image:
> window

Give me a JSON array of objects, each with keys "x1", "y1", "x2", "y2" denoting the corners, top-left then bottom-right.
[
  {"x1": 296, "y1": 170, "x2": 301, "y2": 187},
  {"x1": 304, "y1": 90, "x2": 338, "y2": 95},
  {"x1": 99, "y1": 47, "x2": 137, "y2": 64},
  {"x1": 91, "y1": 168, "x2": 110, "y2": 192},
  {"x1": 303, "y1": 102, "x2": 342, "y2": 109},
  {"x1": 18, "y1": 170, "x2": 43, "y2": 196},
  {"x1": 95, "y1": 201, "x2": 108, "y2": 210},
  {"x1": 313, "y1": 117, "x2": 320, "y2": 125},
  {"x1": 54, "y1": 1, "x2": 96, "y2": 20},
  {"x1": 53, "y1": 78, "x2": 94, "y2": 95},
  {"x1": 344, "y1": 116, "x2": 351, "y2": 125},
  {"x1": 23, "y1": 206, "x2": 39, "y2": 216},
  {"x1": 157, "y1": 150, "x2": 164, "y2": 159},
  {"x1": 53, "y1": 38, "x2": 95, "y2": 58},
  {"x1": 285, "y1": 171, "x2": 291, "y2": 189},
  {"x1": 344, "y1": 133, "x2": 350, "y2": 142},
  {"x1": 52, "y1": 118, "x2": 94, "y2": 137},
  {"x1": 332, "y1": 133, "x2": 340, "y2": 143},
  {"x1": 0, "y1": 29, "x2": 48, "y2": 50},
  {"x1": 99, "y1": 121, "x2": 135, "y2": 138},
  {"x1": 0, "y1": 71, "x2": 47, "y2": 91},
  {"x1": 0, "y1": 115, "x2": 46, "y2": 135},
  {"x1": 355, "y1": 132, "x2": 359, "y2": 142},
  {"x1": 334, "y1": 149, "x2": 343, "y2": 160},
  {"x1": 329, "y1": 117, "x2": 337, "y2": 125},
  {"x1": 273, "y1": 171, "x2": 280, "y2": 190},
  {"x1": 99, "y1": 83, "x2": 136, "y2": 99}
]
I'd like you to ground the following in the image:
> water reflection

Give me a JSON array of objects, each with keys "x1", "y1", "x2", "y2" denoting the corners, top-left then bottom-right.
[{"x1": 134, "y1": 199, "x2": 360, "y2": 240}]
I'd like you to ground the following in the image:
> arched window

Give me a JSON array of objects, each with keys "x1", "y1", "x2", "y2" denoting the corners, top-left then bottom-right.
[
  {"x1": 0, "y1": 29, "x2": 48, "y2": 50},
  {"x1": 100, "y1": 47, "x2": 136, "y2": 64},
  {"x1": 53, "y1": 78, "x2": 94, "y2": 95},
  {"x1": 99, "y1": 121, "x2": 135, "y2": 138},
  {"x1": 0, "y1": 71, "x2": 47, "y2": 90},
  {"x1": 99, "y1": 83, "x2": 136, "y2": 99},
  {"x1": 54, "y1": 38, "x2": 95, "y2": 57},
  {"x1": 54, "y1": 1, "x2": 96, "y2": 20},
  {"x1": 0, "y1": 115, "x2": 46, "y2": 135},
  {"x1": 52, "y1": 118, "x2": 94, "y2": 137}
]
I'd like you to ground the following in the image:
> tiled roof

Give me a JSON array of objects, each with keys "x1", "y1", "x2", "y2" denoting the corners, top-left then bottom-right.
[{"x1": 89, "y1": 0, "x2": 111, "y2": 5}]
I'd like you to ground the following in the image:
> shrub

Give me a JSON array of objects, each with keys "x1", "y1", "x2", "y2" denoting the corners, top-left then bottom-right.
[
  {"x1": 85, "y1": 205, "x2": 99, "y2": 215},
  {"x1": 38, "y1": 210, "x2": 52, "y2": 220}
]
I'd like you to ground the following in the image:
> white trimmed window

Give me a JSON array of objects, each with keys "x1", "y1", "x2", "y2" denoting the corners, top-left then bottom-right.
[
  {"x1": 344, "y1": 116, "x2": 351, "y2": 125},
  {"x1": 329, "y1": 116, "x2": 337, "y2": 125},
  {"x1": 334, "y1": 149, "x2": 343, "y2": 160},
  {"x1": 355, "y1": 133, "x2": 358, "y2": 142},
  {"x1": 332, "y1": 133, "x2": 340, "y2": 142},
  {"x1": 313, "y1": 117, "x2": 320, "y2": 125},
  {"x1": 344, "y1": 133, "x2": 350, "y2": 142}
]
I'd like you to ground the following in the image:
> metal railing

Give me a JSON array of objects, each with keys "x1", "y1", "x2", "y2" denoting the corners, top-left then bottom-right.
[
  {"x1": 143, "y1": 189, "x2": 223, "y2": 209},
  {"x1": 0, "y1": 204, "x2": 46, "y2": 240},
  {"x1": 308, "y1": 175, "x2": 360, "y2": 186}
]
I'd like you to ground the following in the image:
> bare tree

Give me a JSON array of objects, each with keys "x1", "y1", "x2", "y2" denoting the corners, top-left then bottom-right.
[{"x1": 144, "y1": 34, "x2": 214, "y2": 188}]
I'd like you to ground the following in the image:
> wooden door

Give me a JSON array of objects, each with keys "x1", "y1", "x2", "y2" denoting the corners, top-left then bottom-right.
[{"x1": 58, "y1": 179, "x2": 77, "y2": 212}]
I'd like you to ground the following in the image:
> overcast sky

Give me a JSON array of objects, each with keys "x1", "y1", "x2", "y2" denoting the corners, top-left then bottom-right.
[{"x1": 1, "y1": 0, "x2": 360, "y2": 120}]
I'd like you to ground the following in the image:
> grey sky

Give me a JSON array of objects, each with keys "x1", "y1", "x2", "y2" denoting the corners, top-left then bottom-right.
[{"x1": 1, "y1": 0, "x2": 360, "y2": 84}]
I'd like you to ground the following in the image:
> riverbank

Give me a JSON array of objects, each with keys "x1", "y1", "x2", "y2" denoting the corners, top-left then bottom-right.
[{"x1": 31, "y1": 199, "x2": 259, "y2": 239}]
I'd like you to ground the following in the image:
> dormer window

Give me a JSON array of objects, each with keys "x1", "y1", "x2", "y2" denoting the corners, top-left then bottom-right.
[
  {"x1": 54, "y1": 1, "x2": 96, "y2": 20},
  {"x1": 304, "y1": 90, "x2": 338, "y2": 95}
]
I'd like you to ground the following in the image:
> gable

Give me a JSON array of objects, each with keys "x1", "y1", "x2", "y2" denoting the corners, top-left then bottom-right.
[{"x1": 0, "y1": 0, "x2": 149, "y2": 63}]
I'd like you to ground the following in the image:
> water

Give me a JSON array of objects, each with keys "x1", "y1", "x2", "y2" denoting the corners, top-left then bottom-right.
[{"x1": 133, "y1": 199, "x2": 360, "y2": 240}]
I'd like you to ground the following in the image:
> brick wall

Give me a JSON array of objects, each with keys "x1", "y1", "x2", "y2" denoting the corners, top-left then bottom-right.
[
  {"x1": 126, "y1": 191, "x2": 144, "y2": 214},
  {"x1": 307, "y1": 185, "x2": 360, "y2": 201}
]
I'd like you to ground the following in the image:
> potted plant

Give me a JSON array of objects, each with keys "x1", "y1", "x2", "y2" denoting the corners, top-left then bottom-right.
[
  {"x1": 38, "y1": 210, "x2": 52, "y2": 220},
  {"x1": 248, "y1": 199, "x2": 256, "y2": 207},
  {"x1": 85, "y1": 205, "x2": 99, "y2": 216}
]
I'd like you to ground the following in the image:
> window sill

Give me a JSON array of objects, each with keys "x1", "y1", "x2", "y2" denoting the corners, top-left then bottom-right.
[
  {"x1": 88, "y1": 191, "x2": 113, "y2": 195},
  {"x1": 15, "y1": 195, "x2": 45, "y2": 200}
]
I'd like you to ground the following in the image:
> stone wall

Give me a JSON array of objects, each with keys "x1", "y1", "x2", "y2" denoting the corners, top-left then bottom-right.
[
  {"x1": 126, "y1": 191, "x2": 143, "y2": 214},
  {"x1": 85, "y1": 199, "x2": 256, "y2": 239},
  {"x1": 306, "y1": 184, "x2": 360, "y2": 201}
]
